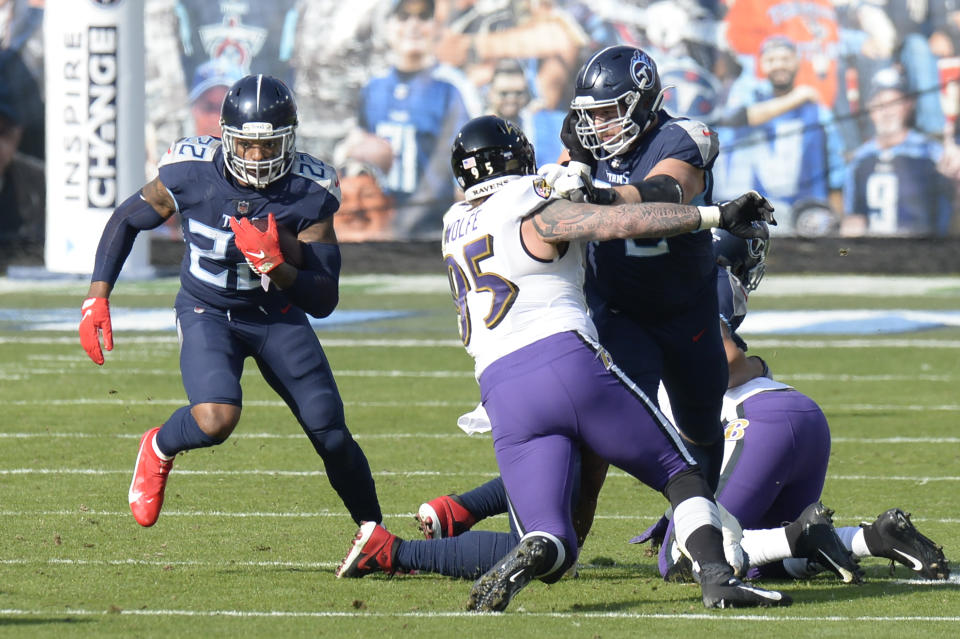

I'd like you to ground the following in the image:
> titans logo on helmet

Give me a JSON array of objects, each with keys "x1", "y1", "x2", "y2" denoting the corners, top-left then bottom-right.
[{"x1": 630, "y1": 50, "x2": 657, "y2": 91}]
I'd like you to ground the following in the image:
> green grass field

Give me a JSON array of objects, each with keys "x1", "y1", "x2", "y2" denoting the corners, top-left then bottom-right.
[{"x1": 1, "y1": 273, "x2": 959, "y2": 638}]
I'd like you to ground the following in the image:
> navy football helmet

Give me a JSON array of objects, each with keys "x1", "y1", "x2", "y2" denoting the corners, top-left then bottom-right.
[
  {"x1": 712, "y1": 224, "x2": 770, "y2": 292},
  {"x1": 220, "y1": 74, "x2": 298, "y2": 188},
  {"x1": 451, "y1": 115, "x2": 536, "y2": 202},
  {"x1": 570, "y1": 45, "x2": 665, "y2": 161}
]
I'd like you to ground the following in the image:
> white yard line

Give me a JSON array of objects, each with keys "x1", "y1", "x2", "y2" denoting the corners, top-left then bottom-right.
[
  {"x1": 5, "y1": 361, "x2": 955, "y2": 383},
  {"x1": 1, "y1": 469, "x2": 957, "y2": 483},
  {"x1": 0, "y1": 509, "x2": 958, "y2": 526},
  {"x1": 0, "y1": 607, "x2": 957, "y2": 621},
  {"x1": 4, "y1": 398, "x2": 959, "y2": 411}
]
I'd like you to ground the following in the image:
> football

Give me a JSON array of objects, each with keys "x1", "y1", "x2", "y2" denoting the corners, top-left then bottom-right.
[{"x1": 250, "y1": 216, "x2": 304, "y2": 268}]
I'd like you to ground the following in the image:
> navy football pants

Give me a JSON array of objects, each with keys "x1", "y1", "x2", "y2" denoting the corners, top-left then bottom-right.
[{"x1": 174, "y1": 291, "x2": 381, "y2": 525}]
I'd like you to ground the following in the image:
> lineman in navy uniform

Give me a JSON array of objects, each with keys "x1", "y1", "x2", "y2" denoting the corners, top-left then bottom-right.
[
  {"x1": 548, "y1": 45, "x2": 730, "y2": 497},
  {"x1": 79, "y1": 74, "x2": 382, "y2": 529}
]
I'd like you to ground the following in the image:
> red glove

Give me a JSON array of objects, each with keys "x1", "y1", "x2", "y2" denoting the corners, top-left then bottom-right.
[
  {"x1": 229, "y1": 213, "x2": 285, "y2": 275},
  {"x1": 80, "y1": 296, "x2": 113, "y2": 365}
]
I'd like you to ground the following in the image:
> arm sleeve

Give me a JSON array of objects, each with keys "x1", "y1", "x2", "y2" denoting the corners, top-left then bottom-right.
[
  {"x1": 281, "y1": 241, "x2": 342, "y2": 318},
  {"x1": 91, "y1": 191, "x2": 167, "y2": 285}
]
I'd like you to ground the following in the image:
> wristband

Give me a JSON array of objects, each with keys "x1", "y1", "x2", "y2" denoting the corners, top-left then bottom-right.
[{"x1": 697, "y1": 205, "x2": 720, "y2": 230}]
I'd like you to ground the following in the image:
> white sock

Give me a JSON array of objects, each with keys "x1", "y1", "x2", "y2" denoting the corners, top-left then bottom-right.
[
  {"x1": 740, "y1": 527, "x2": 792, "y2": 566},
  {"x1": 835, "y1": 525, "x2": 872, "y2": 559},
  {"x1": 673, "y1": 496, "x2": 721, "y2": 559},
  {"x1": 152, "y1": 433, "x2": 174, "y2": 461}
]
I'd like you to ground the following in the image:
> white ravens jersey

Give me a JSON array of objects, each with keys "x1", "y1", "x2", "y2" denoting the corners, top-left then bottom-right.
[{"x1": 441, "y1": 175, "x2": 597, "y2": 378}]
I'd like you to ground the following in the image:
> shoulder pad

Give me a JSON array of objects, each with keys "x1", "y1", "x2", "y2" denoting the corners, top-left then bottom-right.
[
  {"x1": 669, "y1": 119, "x2": 719, "y2": 165},
  {"x1": 291, "y1": 152, "x2": 340, "y2": 196},
  {"x1": 158, "y1": 136, "x2": 221, "y2": 167}
]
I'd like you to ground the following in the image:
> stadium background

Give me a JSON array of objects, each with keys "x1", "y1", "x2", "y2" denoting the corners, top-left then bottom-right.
[
  {"x1": 3, "y1": 0, "x2": 960, "y2": 275},
  {"x1": 1, "y1": 2, "x2": 959, "y2": 632}
]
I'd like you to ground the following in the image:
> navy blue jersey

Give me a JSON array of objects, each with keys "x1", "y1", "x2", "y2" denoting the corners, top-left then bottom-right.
[
  {"x1": 157, "y1": 136, "x2": 340, "y2": 310},
  {"x1": 843, "y1": 130, "x2": 952, "y2": 236},
  {"x1": 586, "y1": 112, "x2": 720, "y2": 317}
]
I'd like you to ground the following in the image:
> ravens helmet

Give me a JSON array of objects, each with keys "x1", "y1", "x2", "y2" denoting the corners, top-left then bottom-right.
[
  {"x1": 450, "y1": 115, "x2": 536, "y2": 202},
  {"x1": 220, "y1": 74, "x2": 298, "y2": 188},
  {"x1": 712, "y1": 224, "x2": 770, "y2": 292},
  {"x1": 570, "y1": 45, "x2": 665, "y2": 161}
]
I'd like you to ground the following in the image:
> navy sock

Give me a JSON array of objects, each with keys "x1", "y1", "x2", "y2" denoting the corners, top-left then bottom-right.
[
  {"x1": 395, "y1": 530, "x2": 518, "y2": 579},
  {"x1": 156, "y1": 406, "x2": 219, "y2": 456},
  {"x1": 458, "y1": 477, "x2": 509, "y2": 520}
]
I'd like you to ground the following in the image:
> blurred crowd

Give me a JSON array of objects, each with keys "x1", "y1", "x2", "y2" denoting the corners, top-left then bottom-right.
[{"x1": 4, "y1": 0, "x2": 960, "y2": 248}]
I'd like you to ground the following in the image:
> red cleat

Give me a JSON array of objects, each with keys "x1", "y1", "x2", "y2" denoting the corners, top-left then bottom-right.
[
  {"x1": 336, "y1": 521, "x2": 398, "y2": 578},
  {"x1": 128, "y1": 427, "x2": 173, "y2": 527},
  {"x1": 415, "y1": 494, "x2": 477, "y2": 539}
]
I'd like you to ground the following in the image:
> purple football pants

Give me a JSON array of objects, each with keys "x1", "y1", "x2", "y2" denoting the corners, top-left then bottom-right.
[{"x1": 479, "y1": 331, "x2": 696, "y2": 559}]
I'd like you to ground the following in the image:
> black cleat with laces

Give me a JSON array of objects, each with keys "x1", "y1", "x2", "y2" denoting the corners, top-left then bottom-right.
[
  {"x1": 862, "y1": 508, "x2": 950, "y2": 580},
  {"x1": 791, "y1": 501, "x2": 864, "y2": 583}
]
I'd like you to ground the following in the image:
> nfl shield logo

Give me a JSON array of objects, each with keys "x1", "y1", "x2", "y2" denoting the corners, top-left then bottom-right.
[{"x1": 237, "y1": 200, "x2": 250, "y2": 216}]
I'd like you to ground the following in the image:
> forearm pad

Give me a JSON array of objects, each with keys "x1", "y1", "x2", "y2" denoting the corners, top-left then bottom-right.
[
  {"x1": 91, "y1": 192, "x2": 166, "y2": 284},
  {"x1": 636, "y1": 174, "x2": 684, "y2": 204},
  {"x1": 282, "y1": 242, "x2": 341, "y2": 318}
]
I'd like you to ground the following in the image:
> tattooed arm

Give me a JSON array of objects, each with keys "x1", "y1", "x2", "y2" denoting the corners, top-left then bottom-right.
[
  {"x1": 530, "y1": 196, "x2": 703, "y2": 243},
  {"x1": 520, "y1": 190, "x2": 773, "y2": 259}
]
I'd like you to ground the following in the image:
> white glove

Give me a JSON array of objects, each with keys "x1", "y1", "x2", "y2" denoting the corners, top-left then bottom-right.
[
  {"x1": 718, "y1": 504, "x2": 749, "y2": 577},
  {"x1": 537, "y1": 162, "x2": 593, "y2": 200}
]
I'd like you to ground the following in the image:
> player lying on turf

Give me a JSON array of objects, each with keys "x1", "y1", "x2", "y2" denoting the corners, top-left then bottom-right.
[
  {"x1": 635, "y1": 228, "x2": 949, "y2": 582},
  {"x1": 339, "y1": 115, "x2": 791, "y2": 612}
]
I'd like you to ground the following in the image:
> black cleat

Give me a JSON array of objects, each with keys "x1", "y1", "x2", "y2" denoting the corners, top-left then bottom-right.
[
  {"x1": 698, "y1": 562, "x2": 792, "y2": 608},
  {"x1": 862, "y1": 508, "x2": 950, "y2": 580},
  {"x1": 792, "y1": 501, "x2": 864, "y2": 584},
  {"x1": 466, "y1": 536, "x2": 550, "y2": 612}
]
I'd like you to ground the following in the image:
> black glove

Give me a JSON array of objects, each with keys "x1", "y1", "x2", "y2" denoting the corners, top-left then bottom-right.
[
  {"x1": 560, "y1": 110, "x2": 596, "y2": 170},
  {"x1": 717, "y1": 191, "x2": 777, "y2": 238}
]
